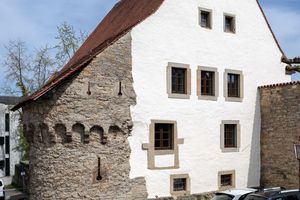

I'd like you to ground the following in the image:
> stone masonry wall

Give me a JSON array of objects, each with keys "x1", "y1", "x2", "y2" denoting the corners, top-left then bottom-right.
[
  {"x1": 22, "y1": 33, "x2": 148, "y2": 200},
  {"x1": 260, "y1": 82, "x2": 300, "y2": 189}
]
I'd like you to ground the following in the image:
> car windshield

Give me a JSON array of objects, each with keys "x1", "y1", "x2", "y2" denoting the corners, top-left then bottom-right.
[
  {"x1": 244, "y1": 194, "x2": 267, "y2": 200},
  {"x1": 212, "y1": 193, "x2": 234, "y2": 200}
]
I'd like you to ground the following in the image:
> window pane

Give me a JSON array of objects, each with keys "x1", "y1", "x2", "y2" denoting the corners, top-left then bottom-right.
[
  {"x1": 227, "y1": 73, "x2": 240, "y2": 97},
  {"x1": 224, "y1": 124, "x2": 237, "y2": 148},
  {"x1": 172, "y1": 68, "x2": 187, "y2": 94},
  {"x1": 201, "y1": 11, "x2": 210, "y2": 28},
  {"x1": 173, "y1": 178, "x2": 187, "y2": 191},
  {"x1": 201, "y1": 71, "x2": 215, "y2": 96},
  {"x1": 154, "y1": 123, "x2": 174, "y2": 150},
  {"x1": 221, "y1": 174, "x2": 232, "y2": 186},
  {"x1": 225, "y1": 16, "x2": 234, "y2": 32}
]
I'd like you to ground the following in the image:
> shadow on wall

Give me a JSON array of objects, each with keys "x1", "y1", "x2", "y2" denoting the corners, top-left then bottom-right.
[{"x1": 247, "y1": 90, "x2": 261, "y2": 187}]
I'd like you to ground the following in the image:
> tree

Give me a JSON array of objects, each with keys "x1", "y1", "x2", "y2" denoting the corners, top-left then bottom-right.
[
  {"x1": 2, "y1": 22, "x2": 88, "y2": 160},
  {"x1": 55, "y1": 22, "x2": 88, "y2": 66}
]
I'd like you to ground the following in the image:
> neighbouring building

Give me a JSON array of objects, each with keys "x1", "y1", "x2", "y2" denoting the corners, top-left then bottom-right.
[
  {"x1": 0, "y1": 96, "x2": 22, "y2": 178},
  {"x1": 12, "y1": 0, "x2": 292, "y2": 199},
  {"x1": 260, "y1": 82, "x2": 300, "y2": 189}
]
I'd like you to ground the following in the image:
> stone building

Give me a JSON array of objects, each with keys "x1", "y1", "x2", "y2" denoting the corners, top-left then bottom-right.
[
  {"x1": 12, "y1": 0, "x2": 292, "y2": 199},
  {"x1": 260, "y1": 82, "x2": 300, "y2": 189},
  {"x1": 0, "y1": 96, "x2": 22, "y2": 178}
]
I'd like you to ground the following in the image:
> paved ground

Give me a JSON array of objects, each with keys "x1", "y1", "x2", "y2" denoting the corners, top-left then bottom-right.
[{"x1": 5, "y1": 189, "x2": 27, "y2": 200}]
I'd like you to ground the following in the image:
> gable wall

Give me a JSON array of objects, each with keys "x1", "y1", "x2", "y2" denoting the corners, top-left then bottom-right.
[{"x1": 130, "y1": 0, "x2": 290, "y2": 198}]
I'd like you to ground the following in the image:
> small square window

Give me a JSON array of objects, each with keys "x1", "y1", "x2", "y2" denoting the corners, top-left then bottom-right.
[
  {"x1": 218, "y1": 170, "x2": 235, "y2": 190},
  {"x1": 170, "y1": 174, "x2": 190, "y2": 196},
  {"x1": 154, "y1": 123, "x2": 174, "y2": 150},
  {"x1": 199, "y1": 9, "x2": 212, "y2": 29},
  {"x1": 221, "y1": 174, "x2": 232, "y2": 187},
  {"x1": 173, "y1": 178, "x2": 187, "y2": 191},
  {"x1": 224, "y1": 15, "x2": 235, "y2": 33}
]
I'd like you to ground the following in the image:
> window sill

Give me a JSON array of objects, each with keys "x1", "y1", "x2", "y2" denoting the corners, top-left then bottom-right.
[
  {"x1": 198, "y1": 95, "x2": 218, "y2": 101},
  {"x1": 168, "y1": 93, "x2": 190, "y2": 99},
  {"x1": 225, "y1": 96, "x2": 243, "y2": 102},
  {"x1": 221, "y1": 147, "x2": 240, "y2": 153}
]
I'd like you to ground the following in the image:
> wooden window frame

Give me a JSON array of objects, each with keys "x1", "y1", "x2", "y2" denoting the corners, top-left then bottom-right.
[
  {"x1": 220, "y1": 120, "x2": 240, "y2": 152},
  {"x1": 224, "y1": 14, "x2": 236, "y2": 33},
  {"x1": 218, "y1": 170, "x2": 236, "y2": 190},
  {"x1": 154, "y1": 123, "x2": 174, "y2": 151},
  {"x1": 199, "y1": 8, "x2": 212, "y2": 29},
  {"x1": 224, "y1": 69, "x2": 244, "y2": 102},
  {"x1": 197, "y1": 66, "x2": 219, "y2": 101},
  {"x1": 167, "y1": 62, "x2": 191, "y2": 99},
  {"x1": 170, "y1": 174, "x2": 191, "y2": 196}
]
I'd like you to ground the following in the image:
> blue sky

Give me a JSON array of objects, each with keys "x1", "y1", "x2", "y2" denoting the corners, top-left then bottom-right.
[{"x1": 0, "y1": 0, "x2": 299, "y2": 92}]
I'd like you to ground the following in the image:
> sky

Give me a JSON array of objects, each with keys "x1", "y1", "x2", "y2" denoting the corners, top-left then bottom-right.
[{"x1": 0, "y1": 0, "x2": 299, "y2": 93}]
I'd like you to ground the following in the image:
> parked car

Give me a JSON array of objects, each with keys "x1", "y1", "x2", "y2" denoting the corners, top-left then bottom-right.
[
  {"x1": 212, "y1": 188, "x2": 258, "y2": 200},
  {"x1": 244, "y1": 188, "x2": 300, "y2": 200},
  {"x1": 0, "y1": 179, "x2": 4, "y2": 200}
]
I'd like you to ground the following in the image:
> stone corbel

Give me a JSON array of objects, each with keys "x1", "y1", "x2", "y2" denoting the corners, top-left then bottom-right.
[{"x1": 83, "y1": 131, "x2": 90, "y2": 144}]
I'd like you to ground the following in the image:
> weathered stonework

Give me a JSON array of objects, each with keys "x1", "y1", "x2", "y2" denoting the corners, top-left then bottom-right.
[
  {"x1": 22, "y1": 33, "x2": 148, "y2": 200},
  {"x1": 260, "y1": 83, "x2": 300, "y2": 189}
]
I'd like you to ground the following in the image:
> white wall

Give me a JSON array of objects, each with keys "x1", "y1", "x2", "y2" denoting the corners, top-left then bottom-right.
[
  {"x1": 129, "y1": 0, "x2": 291, "y2": 198},
  {"x1": 0, "y1": 103, "x2": 21, "y2": 177}
]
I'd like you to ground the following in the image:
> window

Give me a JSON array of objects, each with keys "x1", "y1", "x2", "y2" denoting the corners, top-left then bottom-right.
[
  {"x1": 199, "y1": 9, "x2": 212, "y2": 29},
  {"x1": 5, "y1": 136, "x2": 9, "y2": 154},
  {"x1": 228, "y1": 73, "x2": 240, "y2": 98},
  {"x1": 221, "y1": 120, "x2": 240, "y2": 152},
  {"x1": 144, "y1": 120, "x2": 184, "y2": 169},
  {"x1": 172, "y1": 68, "x2": 187, "y2": 94},
  {"x1": 201, "y1": 71, "x2": 215, "y2": 96},
  {"x1": 197, "y1": 66, "x2": 219, "y2": 101},
  {"x1": 173, "y1": 178, "x2": 187, "y2": 191},
  {"x1": 5, "y1": 113, "x2": 9, "y2": 132},
  {"x1": 224, "y1": 124, "x2": 237, "y2": 148},
  {"x1": 155, "y1": 123, "x2": 173, "y2": 150},
  {"x1": 224, "y1": 14, "x2": 236, "y2": 33},
  {"x1": 170, "y1": 174, "x2": 190, "y2": 196},
  {"x1": 224, "y1": 69, "x2": 243, "y2": 102},
  {"x1": 167, "y1": 62, "x2": 191, "y2": 99},
  {"x1": 221, "y1": 174, "x2": 232, "y2": 187},
  {"x1": 218, "y1": 170, "x2": 235, "y2": 190}
]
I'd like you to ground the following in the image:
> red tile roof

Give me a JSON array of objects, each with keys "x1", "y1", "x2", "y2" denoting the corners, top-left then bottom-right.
[
  {"x1": 259, "y1": 81, "x2": 300, "y2": 89},
  {"x1": 12, "y1": 0, "x2": 284, "y2": 111}
]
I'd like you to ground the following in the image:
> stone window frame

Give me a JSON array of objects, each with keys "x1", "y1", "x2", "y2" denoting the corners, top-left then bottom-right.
[
  {"x1": 224, "y1": 13, "x2": 236, "y2": 34},
  {"x1": 220, "y1": 120, "x2": 241, "y2": 153},
  {"x1": 197, "y1": 66, "x2": 219, "y2": 101},
  {"x1": 224, "y1": 69, "x2": 244, "y2": 102},
  {"x1": 218, "y1": 170, "x2": 236, "y2": 190},
  {"x1": 167, "y1": 62, "x2": 191, "y2": 99},
  {"x1": 142, "y1": 120, "x2": 184, "y2": 170},
  {"x1": 198, "y1": 7, "x2": 213, "y2": 29},
  {"x1": 170, "y1": 174, "x2": 191, "y2": 196}
]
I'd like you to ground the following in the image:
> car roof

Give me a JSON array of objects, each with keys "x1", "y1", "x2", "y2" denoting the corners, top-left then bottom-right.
[
  {"x1": 249, "y1": 189, "x2": 300, "y2": 198},
  {"x1": 218, "y1": 189, "x2": 258, "y2": 196}
]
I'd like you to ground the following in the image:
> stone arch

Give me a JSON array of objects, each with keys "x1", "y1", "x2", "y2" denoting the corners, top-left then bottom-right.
[
  {"x1": 39, "y1": 123, "x2": 50, "y2": 145},
  {"x1": 90, "y1": 126, "x2": 106, "y2": 144},
  {"x1": 72, "y1": 123, "x2": 85, "y2": 143},
  {"x1": 54, "y1": 124, "x2": 67, "y2": 144},
  {"x1": 108, "y1": 125, "x2": 122, "y2": 136}
]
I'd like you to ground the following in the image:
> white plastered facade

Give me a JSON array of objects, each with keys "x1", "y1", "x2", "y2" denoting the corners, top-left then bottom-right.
[{"x1": 128, "y1": 0, "x2": 291, "y2": 198}]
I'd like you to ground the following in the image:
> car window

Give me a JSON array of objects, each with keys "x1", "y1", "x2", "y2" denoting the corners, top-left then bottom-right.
[
  {"x1": 213, "y1": 193, "x2": 234, "y2": 200},
  {"x1": 244, "y1": 195, "x2": 267, "y2": 200},
  {"x1": 0, "y1": 181, "x2": 3, "y2": 186},
  {"x1": 286, "y1": 195, "x2": 298, "y2": 200}
]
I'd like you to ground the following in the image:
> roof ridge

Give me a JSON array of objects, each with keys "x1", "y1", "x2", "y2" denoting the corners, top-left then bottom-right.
[{"x1": 259, "y1": 81, "x2": 300, "y2": 89}]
